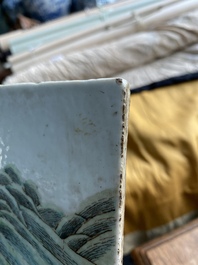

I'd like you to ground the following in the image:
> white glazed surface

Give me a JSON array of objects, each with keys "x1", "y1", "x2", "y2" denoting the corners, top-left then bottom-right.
[
  {"x1": 0, "y1": 78, "x2": 128, "y2": 214},
  {"x1": 0, "y1": 78, "x2": 130, "y2": 265}
]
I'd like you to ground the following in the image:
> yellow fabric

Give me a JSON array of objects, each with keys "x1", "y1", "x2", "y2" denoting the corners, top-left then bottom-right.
[{"x1": 125, "y1": 80, "x2": 198, "y2": 236}]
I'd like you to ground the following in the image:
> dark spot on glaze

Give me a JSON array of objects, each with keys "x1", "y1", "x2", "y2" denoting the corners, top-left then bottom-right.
[
  {"x1": 122, "y1": 105, "x2": 125, "y2": 119},
  {"x1": 75, "y1": 128, "x2": 82, "y2": 133},
  {"x1": 119, "y1": 190, "x2": 122, "y2": 208},
  {"x1": 120, "y1": 135, "x2": 124, "y2": 158},
  {"x1": 119, "y1": 214, "x2": 122, "y2": 222},
  {"x1": 116, "y1": 78, "x2": 123, "y2": 85},
  {"x1": 122, "y1": 89, "x2": 126, "y2": 97}
]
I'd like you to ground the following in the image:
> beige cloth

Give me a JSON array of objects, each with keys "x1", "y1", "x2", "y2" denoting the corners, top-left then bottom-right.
[
  {"x1": 7, "y1": 0, "x2": 186, "y2": 72},
  {"x1": 5, "y1": 10, "x2": 198, "y2": 84},
  {"x1": 119, "y1": 43, "x2": 198, "y2": 89}
]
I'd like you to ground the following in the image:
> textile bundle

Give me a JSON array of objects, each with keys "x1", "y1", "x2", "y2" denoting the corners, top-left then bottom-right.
[{"x1": 4, "y1": 10, "x2": 198, "y2": 84}]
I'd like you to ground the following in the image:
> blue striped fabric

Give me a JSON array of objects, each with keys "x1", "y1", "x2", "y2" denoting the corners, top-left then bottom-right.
[{"x1": 2, "y1": 0, "x2": 71, "y2": 22}]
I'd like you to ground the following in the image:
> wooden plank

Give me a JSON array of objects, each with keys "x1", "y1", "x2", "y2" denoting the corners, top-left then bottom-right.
[{"x1": 132, "y1": 219, "x2": 198, "y2": 265}]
